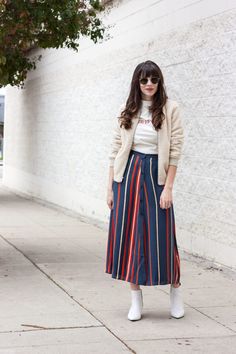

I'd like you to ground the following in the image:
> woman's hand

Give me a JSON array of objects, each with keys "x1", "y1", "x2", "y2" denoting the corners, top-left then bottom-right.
[
  {"x1": 107, "y1": 188, "x2": 114, "y2": 210},
  {"x1": 160, "y1": 165, "x2": 176, "y2": 209},
  {"x1": 160, "y1": 186, "x2": 173, "y2": 209}
]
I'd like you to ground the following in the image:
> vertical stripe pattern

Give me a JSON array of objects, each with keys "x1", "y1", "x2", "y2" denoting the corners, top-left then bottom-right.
[{"x1": 105, "y1": 149, "x2": 181, "y2": 286}]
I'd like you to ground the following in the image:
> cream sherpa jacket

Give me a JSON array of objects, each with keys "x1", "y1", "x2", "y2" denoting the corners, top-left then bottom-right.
[{"x1": 108, "y1": 98, "x2": 184, "y2": 185}]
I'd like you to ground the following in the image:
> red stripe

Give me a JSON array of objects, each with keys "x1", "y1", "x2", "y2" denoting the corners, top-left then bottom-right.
[
  {"x1": 131, "y1": 193, "x2": 141, "y2": 282},
  {"x1": 174, "y1": 247, "x2": 177, "y2": 284},
  {"x1": 136, "y1": 233, "x2": 141, "y2": 283},
  {"x1": 176, "y1": 249, "x2": 180, "y2": 283},
  {"x1": 131, "y1": 219, "x2": 138, "y2": 283},
  {"x1": 166, "y1": 208, "x2": 170, "y2": 283},
  {"x1": 107, "y1": 214, "x2": 114, "y2": 272},
  {"x1": 105, "y1": 210, "x2": 114, "y2": 272},
  {"x1": 173, "y1": 213, "x2": 180, "y2": 284},
  {"x1": 121, "y1": 156, "x2": 140, "y2": 278},
  {"x1": 130, "y1": 159, "x2": 142, "y2": 282},
  {"x1": 110, "y1": 213, "x2": 115, "y2": 272},
  {"x1": 125, "y1": 167, "x2": 141, "y2": 281},
  {"x1": 143, "y1": 217, "x2": 148, "y2": 280},
  {"x1": 144, "y1": 181, "x2": 153, "y2": 285},
  {"x1": 113, "y1": 183, "x2": 121, "y2": 267}
]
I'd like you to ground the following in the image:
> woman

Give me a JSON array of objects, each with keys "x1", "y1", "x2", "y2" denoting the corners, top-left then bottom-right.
[{"x1": 105, "y1": 60, "x2": 185, "y2": 321}]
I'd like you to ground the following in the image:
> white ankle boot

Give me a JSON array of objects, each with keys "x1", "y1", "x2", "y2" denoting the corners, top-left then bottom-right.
[
  {"x1": 127, "y1": 289, "x2": 143, "y2": 321},
  {"x1": 170, "y1": 284, "x2": 185, "y2": 318}
]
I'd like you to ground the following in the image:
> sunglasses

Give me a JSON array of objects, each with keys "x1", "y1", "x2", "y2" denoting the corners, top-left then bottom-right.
[{"x1": 139, "y1": 77, "x2": 160, "y2": 85}]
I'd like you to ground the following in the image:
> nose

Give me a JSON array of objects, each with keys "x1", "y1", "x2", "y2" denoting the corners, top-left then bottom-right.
[{"x1": 146, "y1": 78, "x2": 153, "y2": 84}]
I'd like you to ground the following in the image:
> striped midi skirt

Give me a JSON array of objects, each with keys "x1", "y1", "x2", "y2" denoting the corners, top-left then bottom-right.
[{"x1": 105, "y1": 149, "x2": 181, "y2": 286}]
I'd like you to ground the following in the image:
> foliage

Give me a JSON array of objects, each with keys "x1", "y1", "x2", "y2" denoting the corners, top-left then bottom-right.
[{"x1": 0, "y1": 0, "x2": 106, "y2": 87}]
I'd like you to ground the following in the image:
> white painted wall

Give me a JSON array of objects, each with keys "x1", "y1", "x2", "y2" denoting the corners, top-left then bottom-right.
[{"x1": 3, "y1": 0, "x2": 236, "y2": 269}]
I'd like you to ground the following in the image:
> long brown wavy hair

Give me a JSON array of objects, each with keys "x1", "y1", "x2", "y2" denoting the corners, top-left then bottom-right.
[{"x1": 119, "y1": 60, "x2": 168, "y2": 130}]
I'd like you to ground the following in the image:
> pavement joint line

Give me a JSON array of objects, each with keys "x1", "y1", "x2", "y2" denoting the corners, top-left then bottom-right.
[
  {"x1": 192, "y1": 305, "x2": 236, "y2": 308},
  {"x1": 186, "y1": 306, "x2": 236, "y2": 334},
  {"x1": 0, "y1": 325, "x2": 104, "y2": 334},
  {"x1": 0, "y1": 233, "x2": 136, "y2": 354},
  {"x1": 126, "y1": 334, "x2": 236, "y2": 341}
]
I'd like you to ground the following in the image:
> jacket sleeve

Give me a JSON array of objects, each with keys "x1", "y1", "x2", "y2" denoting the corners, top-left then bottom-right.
[
  {"x1": 169, "y1": 102, "x2": 184, "y2": 166},
  {"x1": 108, "y1": 105, "x2": 124, "y2": 167}
]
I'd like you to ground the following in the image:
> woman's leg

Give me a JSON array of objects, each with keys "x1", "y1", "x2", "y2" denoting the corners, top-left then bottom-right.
[
  {"x1": 172, "y1": 283, "x2": 181, "y2": 288},
  {"x1": 130, "y1": 282, "x2": 141, "y2": 290}
]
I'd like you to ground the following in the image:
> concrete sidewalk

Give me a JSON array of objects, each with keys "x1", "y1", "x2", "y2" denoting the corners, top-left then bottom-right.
[{"x1": 0, "y1": 183, "x2": 236, "y2": 354}]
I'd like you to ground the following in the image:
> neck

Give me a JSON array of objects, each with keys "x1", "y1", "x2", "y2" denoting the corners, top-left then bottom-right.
[{"x1": 141, "y1": 94, "x2": 153, "y2": 101}]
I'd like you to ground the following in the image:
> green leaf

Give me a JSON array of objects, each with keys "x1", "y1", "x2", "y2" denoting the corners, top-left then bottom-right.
[{"x1": 0, "y1": 0, "x2": 106, "y2": 87}]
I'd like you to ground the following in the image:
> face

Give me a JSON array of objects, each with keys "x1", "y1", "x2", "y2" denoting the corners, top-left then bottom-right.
[{"x1": 139, "y1": 75, "x2": 160, "y2": 100}]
